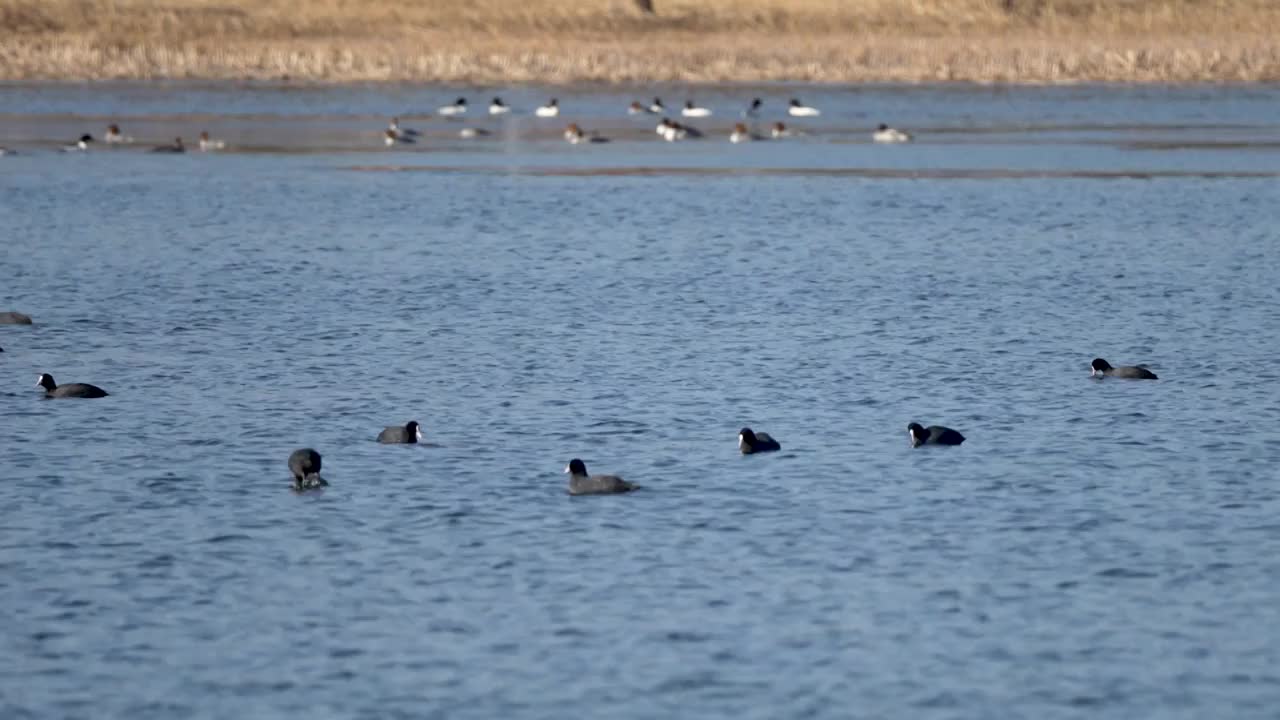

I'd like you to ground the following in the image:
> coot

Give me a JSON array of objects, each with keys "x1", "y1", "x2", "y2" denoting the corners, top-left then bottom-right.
[
  {"x1": 908, "y1": 422, "x2": 965, "y2": 447},
  {"x1": 565, "y1": 459, "x2": 636, "y2": 496},
  {"x1": 377, "y1": 420, "x2": 422, "y2": 444},
  {"x1": 739, "y1": 427, "x2": 782, "y2": 454},
  {"x1": 1091, "y1": 358, "x2": 1158, "y2": 380},
  {"x1": 288, "y1": 448, "x2": 327, "y2": 490},
  {"x1": 36, "y1": 373, "x2": 108, "y2": 398}
]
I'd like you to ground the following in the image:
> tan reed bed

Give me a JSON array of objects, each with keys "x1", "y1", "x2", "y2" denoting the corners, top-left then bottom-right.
[{"x1": 1, "y1": 0, "x2": 1277, "y2": 83}]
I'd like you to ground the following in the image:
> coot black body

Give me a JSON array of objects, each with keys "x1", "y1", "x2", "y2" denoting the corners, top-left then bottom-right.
[
  {"x1": 37, "y1": 373, "x2": 108, "y2": 398},
  {"x1": 289, "y1": 448, "x2": 327, "y2": 490},
  {"x1": 738, "y1": 427, "x2": 782, "y2": 454},
  {"x1": 1091, "y1": 358, "x2": 1158, "y2": 380},
  {"x1": 908, "y1": 423, "x2": 965, "y2": 447}
]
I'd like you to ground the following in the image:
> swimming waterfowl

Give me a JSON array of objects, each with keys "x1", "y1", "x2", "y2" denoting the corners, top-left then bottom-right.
[
  {"x1": 743, "y1": 98, "x2": 763, "y2": 118},
  {"x1": 682, "y1": 100, "x2": 712, "y2": 118},
  {"x1": 104, "y1": 124, "x2": 131, "y2": 143},
  {"x1": 657, "y1": 118, "x2": 701, "y2": 141},
  {"x1": 738, "y1": 427, "x2": 781, "y2": 454},
  {"x1": 565, "y1": 459, "x2": 636, "y2": 496},
  {"x1": 459, "y1": 127, "x2": 492, "y2": 139},
  {"x1": 62, "y1": 134, "x2": 93, "y2": 152},
  {"x1": 198, "y1": 131, "x2": 225, "y2": 152},
  {"x1": 770, "y1": 122, "x2": 793, "y2": 138},
  {"x1": 788, "y1": 99, "x2": 820, "y2": 117},
  {"x1": 872, "y1": 124, "x2": 912, "y2": 143},
  {"x1": 907, "y1": 422, "x2": 965, "y2": 447},
  {"x1": 488, "y1": 97, "x2": 511, "y2": 115},
  {"x1": 377, "y1": 420, "x2": 422, "y2": 444},
  {"x1": 649, "y1": 97, "x2": 666, "y2": 114},
  {"x1": 628, "y1": 101, "x2": 652, "y2": 115},
  {"x1": 0, "y1": 311, "x2": 33, "y2": 324},
  {"x1": 535, "y1": 99, "x2": 560, "y2": 117},
  {"x1": 0, "y1": 147, "x2": 12, "y2": 156},
  {"x1": 384, "y1": 129, "x2": 415, "y2": 146},
  {"x1": 288, "y1": 448, "x2": 327, "y2": 490},
  {"x1": 1091, "y1": 358, "x2": 1158, "y2": 380},
  {"x1": 388, "y1": 117, "x2": 420, "y2": 138},
  {"x1": 729, "y1": 123, "x2": 762, "y2": 143},
  {"x1": 36, "y1": 373, "x2": 108, "y2": 398},
  {"x1": 437, "y1": 98, "x2": 467, "y2": 116},
  {"x1": 564, "y1": 123, "x2": 609, "y2": 144},
  {"x1": 151, "y1": 137, "x2": 185, "y2": 153}
]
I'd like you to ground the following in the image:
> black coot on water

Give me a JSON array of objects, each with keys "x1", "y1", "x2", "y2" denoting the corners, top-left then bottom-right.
[
  {"x1": 37, "y1": 373, "x2": 108, "y2": 398},
  {"x1": 289, "y1": 449, "x2": 327, "y2": 490},
  {"x1": 377, "y1": 420, "x2": 422, "y2": 444},
  {"x1": 907, "y1": 422, "x2": 965, "y2": 447},
  {"x1": 565, "y1": 459, "x2": 636, "y2": 496},
  {"x1": 1091, "y1": 358, "x2": 1158, "y2": 379},
  {"x1": 738, "y1": 427, "x2": 781, "y2": 454}
]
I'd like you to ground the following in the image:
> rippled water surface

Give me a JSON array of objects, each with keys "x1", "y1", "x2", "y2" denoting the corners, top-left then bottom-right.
[{"x1": 2, "y1": 84, "x2": 1280, "y2": 719}]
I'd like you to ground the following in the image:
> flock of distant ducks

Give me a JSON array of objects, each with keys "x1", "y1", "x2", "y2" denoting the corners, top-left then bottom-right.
[
  {"x1": 0, "y1": 96, "x2": 914, "y2": 156},
  {"x1": 4, "y1": 309, "x2": 1158, "y2": 495},
  {"x1": 5, "y1": 124, "x2": 227, "y2": 154},
  {"x1": 384, "y1": 95, "x2": 914, "y2": 146}
]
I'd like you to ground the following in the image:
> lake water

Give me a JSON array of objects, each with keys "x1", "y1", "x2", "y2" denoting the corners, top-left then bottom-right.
[{"x1": 2, "y1": 83, "x2": 1280, "y2": 719}]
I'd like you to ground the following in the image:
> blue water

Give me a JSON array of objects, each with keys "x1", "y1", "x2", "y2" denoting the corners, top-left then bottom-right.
[{"x1": 2, "y1": 84, "x2": 1280, "y2": 719}]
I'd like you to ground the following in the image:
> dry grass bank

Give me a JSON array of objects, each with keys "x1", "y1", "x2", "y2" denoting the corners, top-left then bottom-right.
[{"x1": 1, "y1": 0, "x2": 1278, "y2": 83}]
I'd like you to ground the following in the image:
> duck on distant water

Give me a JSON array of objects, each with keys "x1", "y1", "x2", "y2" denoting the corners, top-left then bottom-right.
[
  {"x1": 682, "y1": 100, "x2": 712, "y2": 118},
  {"x1": 739, "y1": 427, "x2": 781, "y2": 454},
  {"x1": 872, "y1": 124, "x2": 912, "y2": 143},
  {"x1": 36, "y1": 373, "x2": 108, "y2": 398},
  {"x1": 63, "y1": 134, "x2": 93, "y2": 152},
  {"x1": 770, "y1": 122, "x2": 792, "y2": 138},
  {"x1": 437, "y1": 98, "x2": 467, "y2": 116},
  {"x1": 729, "y1": 123, "x2": 762, "y2": 143},
  {"x1": 104, "y1": 124, "x2": 131, "y2": 143},
  {"x1": 649, "y1": 97, "x2": 666, "y2": 114},
  {"x1": 198, "y1": 131, "x2": 225, "y2": 151},
  {"x1": 788, "y1": 99, "x2": 820, "y2": 117},
  {"x1": 628, "y1": 101, "x2": 652, "y2": 115},
  {"x1": 1091, "y1": 358, "x2": 1158, "y2": 379},
  {"x1": 459, "y1": 127, "x2": 492, "y2": 139},
  {"x1": 384, "y1": 129, "x2": 415, "y2": 146},
  {"x1": 289, "y1": 448, "x2": 327, "y2": 490},
  {"x1": 743, "y1": 98, "x2": 762, "y2": 118},
  {"x1": 565, "y1": 459, "x2": 637, "y2": 496},
  {"x1": 377, "y1": 420, "x2": 423, "y2": 444},
  {"x1": 907, "y1": 422, "x2": 965, "y2": 447},
  {"x1": 657, "y1": 118, "x2": 701, "y2": 142},
  {"x1": 489, "y1": 97, "x2": 511, "y2": 115},
  {"x1": 564, "y1": 123, "x2": 609, "y2": 144},
  {"x1": 151, "y1": 137, "x2": 185, "y2": 153},
  {"x1": 389, "y1": 117, "x2": 420, "y2": 138},
  {"x1": 535, "y1": 99, "x2": 560, "y2": 117}
]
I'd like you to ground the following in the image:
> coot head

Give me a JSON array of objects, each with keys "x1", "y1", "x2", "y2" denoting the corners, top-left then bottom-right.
[
  {"x1": 406, "y1": 420, "x2": 422, "y2": 441},
  {"x1": 739, "y1": 427, "x2": 758, "y2": 444},
  {"x1": 907, "y1": 422, "x2": 927, "y2": 443},
  {"x1": 36, "y1": 373, "x2": 56, "y2": 391},
  {"x1": 565, "y1": 458, "x2": 587, "y2": 476},
  {"x1": 1091, "y1": 358, "x2": 1113, "y2": 375}
]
